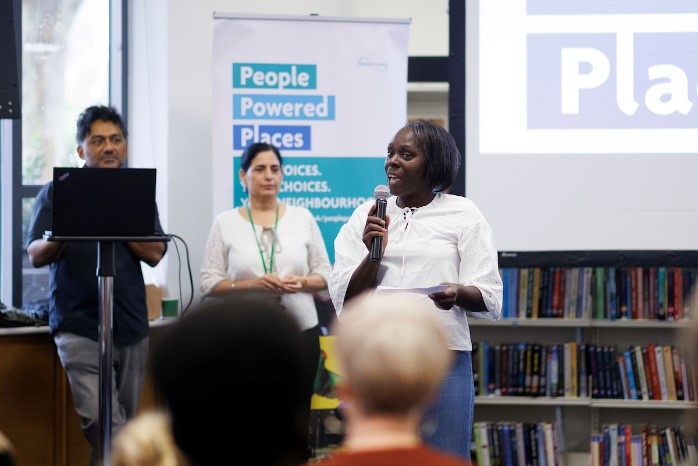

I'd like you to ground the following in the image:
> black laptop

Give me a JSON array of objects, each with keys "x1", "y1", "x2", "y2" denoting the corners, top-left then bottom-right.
[{"x1": 50, "y1": 167, "x2": 158, "y2": 238}]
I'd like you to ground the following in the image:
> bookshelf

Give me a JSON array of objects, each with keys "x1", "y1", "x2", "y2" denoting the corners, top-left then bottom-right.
[{"x1": 469, "y1": 251, "x2": 698, "y2": 466}]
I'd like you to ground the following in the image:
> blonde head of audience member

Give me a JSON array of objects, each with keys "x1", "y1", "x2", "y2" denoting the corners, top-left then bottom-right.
[
  {"x1": 0, "y1": 429, "x2": 17, "y2": 466},
  {"x1": 334, "y1": 292, "x2": 453, "y2": 431},
  {"x1": 111, "y1": 410, "x2": 189, "y2": 466}
]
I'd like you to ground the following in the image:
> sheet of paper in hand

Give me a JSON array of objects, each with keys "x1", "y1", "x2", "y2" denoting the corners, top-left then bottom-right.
[{"x1": 376, "y1": 285, "x2": 448, "y2": 296}]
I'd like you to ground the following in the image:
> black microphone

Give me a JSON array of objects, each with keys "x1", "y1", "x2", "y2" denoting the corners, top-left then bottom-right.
[{"x1": 370, "y1": 185, "x2": 390, "y2": 262}]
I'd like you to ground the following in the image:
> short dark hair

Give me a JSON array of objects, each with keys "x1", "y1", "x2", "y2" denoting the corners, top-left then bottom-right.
[
  {"x1": 240, "y1": 142, "x2": 283, "y2": 171},
  {"x1": 152, "y1": 292, "x2": 307, "y2": 466},
  {"x1": 75, "y1": 105, "x2": 127, "y2": 144},
  {"x1": 404, "y1": 120, "x2": 461, "y2": 193}
]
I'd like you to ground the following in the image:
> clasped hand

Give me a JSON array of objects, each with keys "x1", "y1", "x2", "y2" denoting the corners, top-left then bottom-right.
[{"x1": 256, "y1": 273, "x2": 304, "y2": 295}]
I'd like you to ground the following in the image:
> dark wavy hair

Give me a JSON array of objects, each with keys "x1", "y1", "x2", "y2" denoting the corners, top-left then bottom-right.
[
  {"x1": 75, "y1": 105, "x2": 127, "y2": 144},
  {"x1": 240, "y1": 142, "x2": 283, "y2": 171},
  {"x1": 404, "y1": 120, "x2": 461, "y2": 193}
]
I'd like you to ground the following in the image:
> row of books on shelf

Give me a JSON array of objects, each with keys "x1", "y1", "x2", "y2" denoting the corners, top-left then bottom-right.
[
  {"x1": 590, "y1": 424, "x2": 696, "y2": 466},
  {"x1": 472, "y1": 341, "x2": 696, "y2": 401},
  {"x1": 500, "y1": 267, "x2": 697, "y2": 321},
  {"x1": 472, "y1": 421, "x2": 561, "y2": 466}
]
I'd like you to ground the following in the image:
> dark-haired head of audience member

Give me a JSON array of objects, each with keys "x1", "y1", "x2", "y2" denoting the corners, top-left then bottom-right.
[{"x1": 152, "y1": 291, "x2": 307, "y2": 466}]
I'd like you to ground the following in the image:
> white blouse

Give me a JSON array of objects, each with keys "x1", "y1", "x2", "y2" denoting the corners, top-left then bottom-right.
[
  {"x1": 329, "y1": 193, "x2": 503, "y2": 350},
  {"x1": 201, "y1": 205, "x2": 332, "y2": 331}
]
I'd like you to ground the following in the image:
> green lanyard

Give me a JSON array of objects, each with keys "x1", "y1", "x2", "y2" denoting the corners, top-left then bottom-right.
[{"x1": 246, "y1": 204, "x2": 279, "y2": 274}]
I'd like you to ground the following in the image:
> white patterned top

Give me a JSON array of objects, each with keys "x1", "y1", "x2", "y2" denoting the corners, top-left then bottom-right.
[
  {"x1": 329, "y1": 193, "x2": 503, "y2": 350},
  {"x1": 201, "y1": 204, "x2": 331, "y2": 330}
]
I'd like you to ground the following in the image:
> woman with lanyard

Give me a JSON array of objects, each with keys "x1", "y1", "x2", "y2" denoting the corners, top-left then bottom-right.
[{"x1": 200, "y1": 141, "x2": 332, "y2": 459}]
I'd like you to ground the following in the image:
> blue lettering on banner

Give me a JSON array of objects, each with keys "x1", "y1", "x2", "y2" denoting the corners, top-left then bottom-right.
[
  {"x1": 527, "y1": 32, "x2": 698, "y2": 129},
  {"x1": 233, "y1": 94, "x2": 336, "y2": 120},
  {"x1": 233, "y1": 63, "x2": 317, "y2": 90},
  {"x1": 233, "y1": 124, "x2": 311, "y2": 151}
]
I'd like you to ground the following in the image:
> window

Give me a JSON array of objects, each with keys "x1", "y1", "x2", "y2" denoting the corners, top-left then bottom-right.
[{"x1": 0, "y1": 0, "x2": 121, "y2": 308}]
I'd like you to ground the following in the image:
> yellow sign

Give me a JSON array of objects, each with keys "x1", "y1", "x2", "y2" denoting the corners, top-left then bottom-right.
[{"x1": 311, "y1": 336, "x2": 341, "y2": 410}]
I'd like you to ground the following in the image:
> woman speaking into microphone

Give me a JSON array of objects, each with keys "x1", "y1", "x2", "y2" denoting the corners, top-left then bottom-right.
[
  {"x1": 328, "y1": 120, "x2": 503, "y2": 461},
  {"x1": 200, "y1": 142, "x2": 331, "y2": 459}
]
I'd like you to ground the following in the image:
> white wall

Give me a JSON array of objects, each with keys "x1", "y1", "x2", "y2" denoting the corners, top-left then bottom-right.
[{"x1": 129, "y1": 0, "x2": 448, "y2": 304}]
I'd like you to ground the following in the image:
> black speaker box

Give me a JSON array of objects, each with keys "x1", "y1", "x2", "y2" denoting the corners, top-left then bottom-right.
[{"x1": 0, "y1": 0, "x2": 21, "y2": 119}]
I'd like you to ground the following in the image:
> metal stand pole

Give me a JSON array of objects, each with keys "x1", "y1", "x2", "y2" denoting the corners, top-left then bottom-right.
[{"x1": 97, "y1": 241, "x2": 115, "y2": 466}]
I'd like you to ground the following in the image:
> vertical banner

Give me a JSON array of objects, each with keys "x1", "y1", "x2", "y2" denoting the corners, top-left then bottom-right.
[{"x1": 212, "y1": 14, "x2": 409, "y2": 261}]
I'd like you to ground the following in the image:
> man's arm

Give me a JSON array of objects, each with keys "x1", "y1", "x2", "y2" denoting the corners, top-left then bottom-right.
[
  {"x1": 27, "y1": 239, "x2": 66, "y2": 268},
  {"x1": 127, "y1": 241, "x2": 166, "y2": 267}
]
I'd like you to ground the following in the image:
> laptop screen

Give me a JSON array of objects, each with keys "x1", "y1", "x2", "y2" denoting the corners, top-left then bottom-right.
[{"x1": 51, "y1": 167, "x2": 157, "y2": 238}]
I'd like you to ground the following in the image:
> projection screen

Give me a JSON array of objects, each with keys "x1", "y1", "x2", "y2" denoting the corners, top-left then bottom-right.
[{"x1": 465, "y1": 0, "x2": 698, "y2": 252}]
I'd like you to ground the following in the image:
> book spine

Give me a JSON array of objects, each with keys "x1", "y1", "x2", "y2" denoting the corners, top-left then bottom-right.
[
  {"x1": 536, "y1": 423, "x2": 546, "y2": 466},
  {"x1": 526, "y1": 267, "x2": 535, "y2": 319},
  {"x1": 539, "y1": 268, "x2": 549, "y2": 318},
  {"x1": 657, "y1": 267, "x2": 667, "y2": 320},
  {"x1": 578, "y1": 342, "x2": 588, "y2": 398},
  {"x1": 543, "y1": 422, "x2": 555, "y2": 466},
  {"x1": 493, "y1": 344, "x2": 502, "y2": 396},
  {"x1": 538, "y1": 345, "x2": 548, "y2": 397},
  {"x1": 604, "y1": 345, "x2": 620, "y2": 399},
  {"x1": 667, "y1": 268, "x2": 675, "y2": 321},
  {"x1": 490, "y1": 422, "x2": 502, "y2": 466},
  {"x1": 500, "y1": 343, "x2": 509, "y2": 396},
  {"x1": 594, "y1": 267, "x2": 606, "y2": 320},
  {"x1": 654, "y1": 345, "x2": 669, "y2": 401},
  {"x1": 634, "y1": 345, "x2": 650, "y2": 401},
  {"x1": 673, "y1": 268, "x2": 682, "y2": 320},
  {"x1": 582, "y1": 267, "x2": 594, "y2": 319},
  {"x1": 524, "y1": 343, "x2": 533, "y2": 396},
  {"x1": 618, "y1": 268, "x2": 629, "y2": 320},
  {"x1": 512, "y1": 422, "x2": 526, "y2": 465},
  {"x1": 508, "y1": 342, "x2": 518, "y2": 396},
  {"x1": 517, "y1": 343, "x2": 526, "y2": 396},
  {"x1": 608, "y1": 268, "x2": 618, "y2": 320},
  {"x1": 641, "y1": 346, "x2": 655, "y2": 400},
  {"x1": 662, "y1": 345, "x2": 677, "y2": 401},
  {"x1": 502, "y1": 423, "x2": 514, "y2": 466},
  {"x1": 519, "y1": 268, "x2": 529, "y2": 319},
  {"x1": 649, "y1": 267, "x2": 657, "y2": 319},
  {"x1": 641, "y1": 267, "x2": 650, "y2": 320},
  {"x1": 508, "y1": 269, "x2": 519, "y2": 319},
  {"x1": 531, "y1": 344, "x2": 541, "y2": 396},
  {"x1": 563, "y1": 343, "x2": 572, "y2": 398},
  {"x1": 501, "y1": 269, "x2": 509, "y2": 318},
  {"x1": 624, "y1": 424, "x2": 632, "y2": 466},
  {"x1": 617, "y1": 355, "x2": 630, "y2": 399},
  {"x1": 665, "y1": 427, "x2": 679, "y2": 466},
  {"x1": 622, "y1": 349, "x2": 638, "y2": 400},
  {"x1": 556, "y1": 344, "x2": 565, "y2": 397},
  {"x1": 591, "y1": 434, "x2": 603, "y2": 466},
  {"x1": 531, "y1": 267, "x2": 541, "y2": 319},
  {"x1": 671, "y1": 346, "x2": 685, "y2": 400},
  {"x1": 589, "y1": 345, "x2": 600, "y2": 399},
  {"x1": 647, "y1": 344, "x2": 662, "y2": 400},
  {"x1": 630, "y1": 267, "x2": 642, "y2": 320}
]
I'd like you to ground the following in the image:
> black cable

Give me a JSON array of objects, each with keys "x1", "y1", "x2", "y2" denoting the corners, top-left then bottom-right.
[
  {"x1": 170, "y1": 236, "x2": 183, "y2": 315},
  {"x1": 167, "y1": 234, "x2": 195, "y2": 315}
]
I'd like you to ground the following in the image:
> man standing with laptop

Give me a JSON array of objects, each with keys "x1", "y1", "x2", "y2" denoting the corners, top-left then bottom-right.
[{"x1": 25, "y1": 105, "x2": 167, "y2": 466}]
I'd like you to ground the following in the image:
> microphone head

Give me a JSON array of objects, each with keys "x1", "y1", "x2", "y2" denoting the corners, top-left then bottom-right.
[{"x1": 374, "y1": 184, "x2": 390, "y2": 200}]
